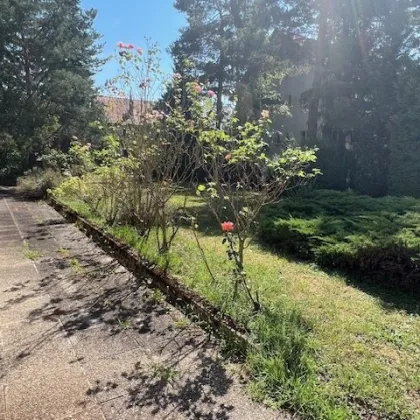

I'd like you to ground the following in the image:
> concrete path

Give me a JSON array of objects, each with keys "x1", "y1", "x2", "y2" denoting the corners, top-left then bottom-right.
[{"x1": 0, "y1": 189, "x2": 289, "y2": 420}]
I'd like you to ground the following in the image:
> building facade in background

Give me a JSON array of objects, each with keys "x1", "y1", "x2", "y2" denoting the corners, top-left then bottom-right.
[{"x1": 270, "y1": 72, "x2": 314, "y2": 154}]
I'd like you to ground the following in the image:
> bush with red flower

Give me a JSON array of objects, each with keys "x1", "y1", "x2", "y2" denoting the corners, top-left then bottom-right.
[
  {"x1": 193, "y1": 100, "x2": 320, "y2": 311},
  {"x1": 72, "y1": 38, "x2": 320, "y2": 312}
]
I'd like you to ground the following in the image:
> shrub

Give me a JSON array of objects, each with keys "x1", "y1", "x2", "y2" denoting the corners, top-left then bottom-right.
[
  {"x1": 356, "y1": 244, "x2": 420, "y2": 290},
  {"x1": 40, "y1": 149, "x2": 72, "y2": 173},
  {"x1": 16, "y1": 168, "x2": 62, "y2": 200},
  {"x1": 0, "y1": 133, "x2": 22, "y2": 182},
  {"x1": 259, "y1": 189, "x2": 420, "y2": 293}
]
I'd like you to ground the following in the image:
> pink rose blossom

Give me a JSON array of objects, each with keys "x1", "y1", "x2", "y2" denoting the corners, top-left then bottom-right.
[
  {"x1": 192, "y1": 82, "x2": 202, "y2": 94},
  {"x1": 207, "y1": 90, "x2": 216, "y2": 98},
  {"x1": 117, "y1": 42, "x2": 135, "y2": 50}
]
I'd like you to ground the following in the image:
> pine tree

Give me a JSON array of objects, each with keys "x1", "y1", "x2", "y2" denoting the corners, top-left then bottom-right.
[
  {"x1": 0, "y1": 0, "x2": 103, "y2": 171},
  {"x1": 172, "y1": 0, "x2": 314, "y2": 124},
  {"x1": 307, "y1": 0, "x2": 420, "y2": 196},
  {"x1": 389, "y1": 56, "x2": 420, "y2": 197}
]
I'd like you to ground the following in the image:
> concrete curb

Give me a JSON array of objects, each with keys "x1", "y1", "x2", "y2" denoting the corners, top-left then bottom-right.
[{"x1": 48, "y1": 197, "x2": 255, "y2": 355}]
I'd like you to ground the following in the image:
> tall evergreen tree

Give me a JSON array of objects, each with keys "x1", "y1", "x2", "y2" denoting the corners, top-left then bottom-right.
[
  {"x1": 0, "y1": 0, "x2": 103, "y2": 172},
  {"x1": 307, "y1": 0, "x2": 420, "y2": 196},
  {"x1": 172, "y1": 0, "x2": 314, "y2": 124},
  {"x1": 389, "y1": 55, "x2": 420, "y2": 197}
]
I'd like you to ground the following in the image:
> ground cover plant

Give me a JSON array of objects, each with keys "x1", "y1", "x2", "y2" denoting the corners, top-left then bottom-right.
[{"x1": 259, "y1": 189, "x2": 420, "y2": 293}]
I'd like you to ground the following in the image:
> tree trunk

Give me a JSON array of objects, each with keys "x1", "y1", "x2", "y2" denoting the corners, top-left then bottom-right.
[
  {"x1": 307, "y1": 0, "x2": 328, "y2": 146},
  {"x1": 217, "y1": 55, "x2": 224, "y2": 128},
  {"x1": 22, "y1": 30, "x2": 32, "y2": 98},
  {"x1": 215, "y1": 3, "x2": 225, "y2": 129}
]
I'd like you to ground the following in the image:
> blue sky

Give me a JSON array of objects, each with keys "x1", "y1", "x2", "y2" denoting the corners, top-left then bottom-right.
[{"x1": 81, "y1": 0, "x2": 186, "y2": 90}]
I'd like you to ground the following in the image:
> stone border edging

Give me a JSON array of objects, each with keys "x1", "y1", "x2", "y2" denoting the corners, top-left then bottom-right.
[{"x1": 48, "y1": 197, "x2": 254, "y2": 354}]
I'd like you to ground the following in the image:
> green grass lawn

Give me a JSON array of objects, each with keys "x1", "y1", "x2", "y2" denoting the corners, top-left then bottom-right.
[{"x1": 59, "y1": 194, "x2": 420, "y2": 419}]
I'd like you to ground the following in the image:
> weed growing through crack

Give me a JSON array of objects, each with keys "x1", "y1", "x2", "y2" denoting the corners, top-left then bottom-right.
[
  {"x1": 118, "y1": 319, "x2": 132, "y2": 330},
  {"x1": 22, "y1": 243, "x2": 42, "y2": 260},
  {"x1": 174, "y1": 318, "x2": 190, "y2": 329},
  {"x1": 150, "y1": 363, "x2": 178, "y2": 385},
  {"x1": 33, "y1": 215, "x2": 44, "y2": 225},
  {"x1": 69, "y1": 257, "x2": 84, "y2": 273},
  {"x1": 58, "y1": 248, "x2": 71, "y2": 258},
  {"x1": 146, "y1": 289, "x2": 165, "y2": 304}
]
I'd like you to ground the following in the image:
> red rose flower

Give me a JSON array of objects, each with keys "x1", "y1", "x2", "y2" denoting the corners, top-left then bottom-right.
[{"x1": 221, "y1": 221, "x2": 234, "y2": 232}]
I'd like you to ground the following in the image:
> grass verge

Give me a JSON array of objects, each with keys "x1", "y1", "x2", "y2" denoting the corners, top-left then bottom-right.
[{"x1": 57, "y1": 196, "x2": 420, "y2": 419}]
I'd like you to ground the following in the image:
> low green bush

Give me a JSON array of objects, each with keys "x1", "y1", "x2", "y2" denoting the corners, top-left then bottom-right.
[
  {"x1": 16, "y1": 168, "x2": 62, "y2": 200},
  {"x1": 259, "y1": 189, "x2": 420, "y2": 293},
  {"x1": 0, "y1": 132, "x2": 22, "y2": 182}
]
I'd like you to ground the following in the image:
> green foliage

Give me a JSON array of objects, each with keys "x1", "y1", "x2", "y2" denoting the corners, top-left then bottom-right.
[
  {"x1": 172, "y1": 0, "x2": 313, "y2": 122},
  {"x1": 0, "y1": 133, "x2": 22, "y2": 181},
  {"x1": 16, "y1": 168, "x2": 62, "y2": 200},
  {"x1": 22, "y1": 243, "x2": 42, "y2": 260},
  {"x1": 53, "y1": 176, "x2": 85, "y2": 201},
  {"x1": 307, "y1": 0, "x2": 420, "y2": 197},
  {"x1": 260, "y1": 189, "x2": 420, "y2": 292},
  {"x1": 146, "y1": 289, "x2": 165, "y2": 304},
  {"x1": 69, "y1": 257, "x2": 84, "y2": 273},
  {"x1": 39, "y1": 149, "x2": 72, "y2": 173},
  {"x1": 193, "y1": 101, "x2": 319, "y2": 311},
  {"x1": 54, "y1": 46, "x2": 202, "y2": 254},
  {"x1": 150, "y1": 363, "x2": 178, "y2": 385},
  {"x1": 68, "y1": 142, "x2": 97, "y2": 174},
  {"x1": 249, "y1": 304, "x2": 351, "y2": 419},
  {"x1": 0, "y1": 0, "x2": 103, "y2": 174},
  {"x1": 389, "y1": 57, "x2": 420, "y2": 197}
]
